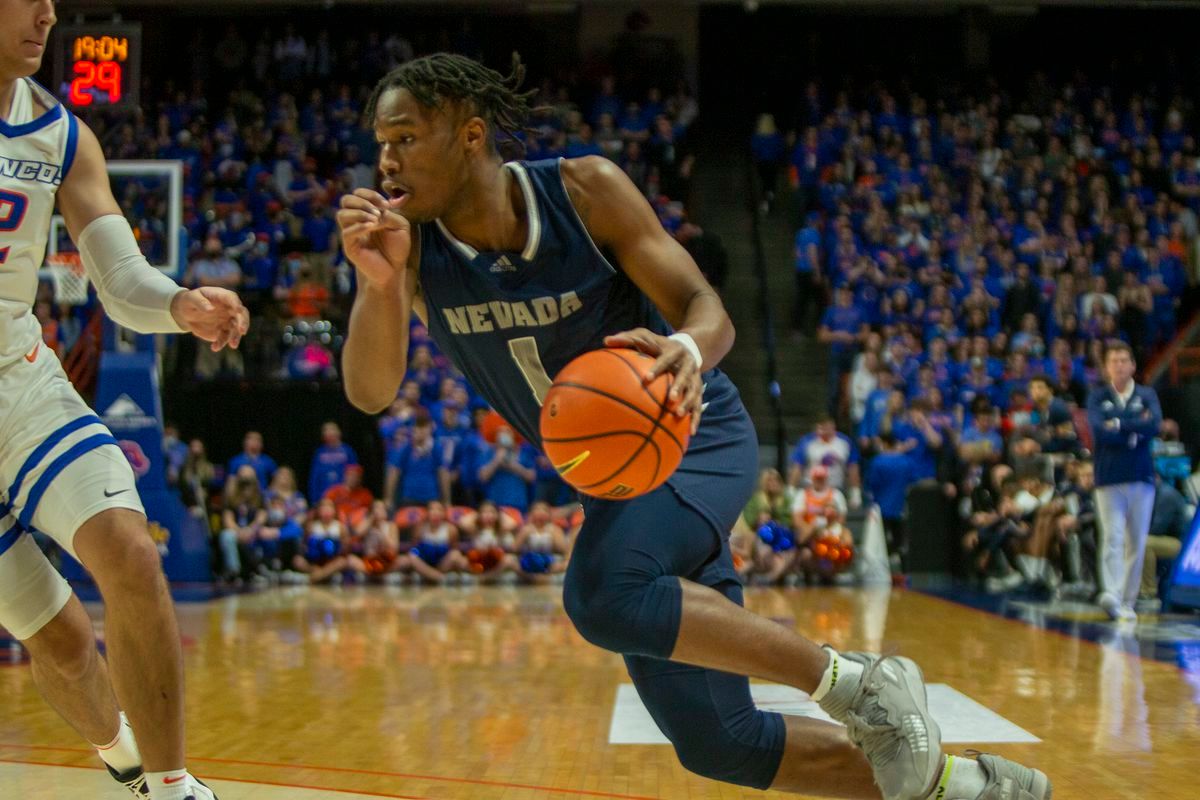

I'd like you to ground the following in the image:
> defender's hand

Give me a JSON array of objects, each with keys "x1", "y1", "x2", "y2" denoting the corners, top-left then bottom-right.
[
  {"x1": 337, "y1": 189, "x2": 411, "y2": 288},
  {"x1": 605, "y1": 328, "x2": 703, "y2": 435},
  {"x1": 171, "y1": 287, "x2": 250, "y2": 351}
]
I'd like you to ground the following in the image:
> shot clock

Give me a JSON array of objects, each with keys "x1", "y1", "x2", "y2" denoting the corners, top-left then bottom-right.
[{"x1": 52, "y1": 23, "x2": 141, "y2": 109}]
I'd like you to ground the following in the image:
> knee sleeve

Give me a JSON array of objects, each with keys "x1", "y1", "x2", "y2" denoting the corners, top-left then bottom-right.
[
  {"x1": 670, "y1": 707, "x2": 784, "y2": 789},
  {"x1": 563, "y1": 572, "x2": 682, "y2": 658},
  {"x1": 630, "y1": 659, "x2": 786, "y2": 790}
]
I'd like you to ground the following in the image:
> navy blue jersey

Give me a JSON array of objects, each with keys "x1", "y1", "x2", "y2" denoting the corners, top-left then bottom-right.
[
  {"x1": 419, "y1": 159, "x2": 672, "y2": 446},
  {"x1": 418, "y1": 158, "x2": 755, "y2": 530}
]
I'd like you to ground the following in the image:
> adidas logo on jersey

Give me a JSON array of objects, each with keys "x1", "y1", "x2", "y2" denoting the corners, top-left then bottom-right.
[{"x1": 490, "y1": 255, "x2": 517, "y2": 273}]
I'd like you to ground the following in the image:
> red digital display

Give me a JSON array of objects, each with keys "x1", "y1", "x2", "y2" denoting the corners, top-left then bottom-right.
[
  {"x1": 70, "y1": 59, "x2": 123, "y2": 106},
  {"x1": 54, "y1": 25, "x2": 141, "y2": 109}
]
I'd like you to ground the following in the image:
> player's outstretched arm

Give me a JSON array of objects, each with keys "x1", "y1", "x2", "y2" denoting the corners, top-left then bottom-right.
[
  {"x1": 561, "y1": 156, "x2": 732, "y2": 433},
  {"x1": 338, "y1": 189, "x2": 424, "y2": 413},
  {"x1": 57, "y1": 120, "x2": 249, "y2": 350}
]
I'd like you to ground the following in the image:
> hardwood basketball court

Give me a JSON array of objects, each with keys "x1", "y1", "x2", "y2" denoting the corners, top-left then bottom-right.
[{"x1": 1, "y1": 585, "x2": 1196, "y2": 799}]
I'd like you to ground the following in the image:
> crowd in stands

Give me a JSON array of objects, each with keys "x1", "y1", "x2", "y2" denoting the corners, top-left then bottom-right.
[
  {"x1": 42, "y1": 22, "x2": 718, "y2": 379},
  {"x1": 743, "y1": 75, "x2": 1200, "y2": 603},
  {"x1": 164, "y1": 405, "x2": 584, "y2": 586}
]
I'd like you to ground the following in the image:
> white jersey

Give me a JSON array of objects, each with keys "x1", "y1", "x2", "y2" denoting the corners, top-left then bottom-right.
[{"x1": 0, "y1": 79, "x2": 77, "y2": 310}]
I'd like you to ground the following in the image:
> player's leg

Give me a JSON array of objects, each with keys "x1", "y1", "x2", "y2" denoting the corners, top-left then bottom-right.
[
  {"x1": 25, "y1": 445, "x2": 215, "y2": 798},
  {"x1": 1, "y1": 533, "x2": 149, "y2": 795},
  {"x1": 565, "y1": 487, "x2": 1047, "y2": 800},
  {"x1": 564, "y1": 492, "x2": 930, "y2": 796},
  {"x1": 23, "y1": 594, "x2": 125, "y2": 747},
  {"x1": 625, "y1": 573, "x2": 879, "y2": 798},
  {"x1": 73, "y1": 509, "x2": 186, "y2": 772}
]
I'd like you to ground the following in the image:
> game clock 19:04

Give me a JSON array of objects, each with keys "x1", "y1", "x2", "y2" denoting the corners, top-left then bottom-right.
[{"x1": 53, "y1": 23, "x2": 141, "y2": 109}]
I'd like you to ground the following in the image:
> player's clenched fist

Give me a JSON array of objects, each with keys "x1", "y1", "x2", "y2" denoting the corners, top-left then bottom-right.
[{"x1": 337, "y1": 188, "x2": 411, "y2": 288}]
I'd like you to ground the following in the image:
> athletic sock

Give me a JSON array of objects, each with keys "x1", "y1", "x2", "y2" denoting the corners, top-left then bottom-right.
[
  {"x1": 146, "y1": 769, "x2": 191, "y2": 800},
  {"x1": 811, "y1": 646, "x2": 865, "y2": 703},
  {"x1": 93, "y1": 711, "x2": 141, "y2": 773},
  {"x1": 926, "y1": 755, "x2": 988, "y2": 800}
]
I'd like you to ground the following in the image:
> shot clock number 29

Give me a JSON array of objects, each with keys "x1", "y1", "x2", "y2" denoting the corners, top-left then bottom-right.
[{"x1": 53, "y1": 23, "x2": 142, "y2": 110}]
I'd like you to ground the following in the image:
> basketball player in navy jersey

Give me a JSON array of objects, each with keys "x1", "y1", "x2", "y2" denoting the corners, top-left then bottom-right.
[{"x1": 338, "y1": 54, "x2": 1050, "y2": 800}]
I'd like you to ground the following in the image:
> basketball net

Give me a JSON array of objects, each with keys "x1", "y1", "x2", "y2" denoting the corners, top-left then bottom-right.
[{"x1": 45, "y1": 252, "x2": 90, "y2": 306}]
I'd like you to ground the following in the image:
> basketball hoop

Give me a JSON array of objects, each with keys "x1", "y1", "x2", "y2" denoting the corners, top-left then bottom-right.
[{"x1": 45, "y1": 252, "x2": 90, "y2": 306}]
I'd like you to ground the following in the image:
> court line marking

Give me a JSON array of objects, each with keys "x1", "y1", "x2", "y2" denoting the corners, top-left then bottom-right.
[
  {"x1": 0, "y1": 744, "x2": 661, "y2": 800},
  {"x1": 0, "y1": 757, "x2": 431, "y2": 799}
]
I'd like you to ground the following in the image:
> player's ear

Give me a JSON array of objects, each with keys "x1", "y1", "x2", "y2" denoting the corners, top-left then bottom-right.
[{"x1": 462, "y1": 116, "x2": 489, "y2": 155}]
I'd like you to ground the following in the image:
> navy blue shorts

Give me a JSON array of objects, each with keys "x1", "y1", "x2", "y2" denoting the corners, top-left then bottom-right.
[{"x1": 566, "y1": 386, "x2": 786, "y2": 790}]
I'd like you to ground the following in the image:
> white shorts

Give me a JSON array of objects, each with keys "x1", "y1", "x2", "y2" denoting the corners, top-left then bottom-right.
[{"x1": 0, "y1": 326, "x2": 144, "y2": 640}]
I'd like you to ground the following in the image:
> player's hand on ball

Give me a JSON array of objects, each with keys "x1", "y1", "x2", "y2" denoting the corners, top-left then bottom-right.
[
  {"x1": 337, "y1": 188, "x2": 411, "y2": 288},
  {"x1": 605, "y1": 328, "x2": 703, "y2": 434},
  {"x1": 171, "y1": 287, "x2": 250, "y2": 351}
]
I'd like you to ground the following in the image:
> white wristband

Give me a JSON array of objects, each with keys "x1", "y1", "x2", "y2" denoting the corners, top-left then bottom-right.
[{"x1": 669, "y1": 332, "x2": 703, "y2": 369}]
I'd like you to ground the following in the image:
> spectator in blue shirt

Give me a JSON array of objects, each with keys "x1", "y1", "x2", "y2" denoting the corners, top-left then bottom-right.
[
  {"x1": 866, "y1": 432, "x2": 919, "y2": 573},
  {"x1": 308, "y1": 421, "x2": 358, "y2": 502},
  {"x1": 959, "y1": 403, "x2": 1004, "y2": 468},
  {"x1": 890, "y1": 399, "x2": 942, "y2": 480},
  {"x1": 162, "y1": 423, "x2": 189, "y2": 490},
  {"x1": 857, "y1": 369, "x2": 897, "y2": 451},
  {"x1": 301, "y1": 197, "x2": 338, "y2": 260},
  {"x1": 385, "y1": 415, "x2": 441, "y2": 508},
  {"x1": 790, "y1": 127, "x2": 822, "y2": 213},
  {"x1": 456, "y1": 407, "x2": 492, "y2": 508},
  {"x1": 792, "y1": 214, "x2": 823, "y2": 335},
  {"x1": 478, "y1": 426, "x2": 537, "y2": 513},
  {"x1": 434, "y1": 401, "x2": 470, "y2": 503},
  {"x1": 566, "y1": 123, "x2": 604, "y2": 158},
  {"x1": 751, "y1": 113, "x2": 786, "y2": 213},
  {"x1": 228, "y1": 431, "x2": 277, "y2": 490},
  {"x1": 589, "y1": 75, "x2": 621, "y2": 126},
  {"x1": 819, "y1": 286, "x2": 868, "y2": 415},
  {"x1": 1026, "y1": 375, "x2": 1080, "y2": 455}
]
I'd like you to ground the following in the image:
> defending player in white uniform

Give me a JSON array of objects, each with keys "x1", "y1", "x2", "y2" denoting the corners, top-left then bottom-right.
[{"x1": 1, "y1": 3, "x2": 248, "y2": 798}]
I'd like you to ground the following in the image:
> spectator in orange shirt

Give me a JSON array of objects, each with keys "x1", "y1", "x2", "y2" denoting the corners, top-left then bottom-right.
[
  {"x1": 322, "y1": 464, "x2": 374, "y2": 521},
  {"x1": 287, "y1": 261, "x2": 330, "y2": 319}
]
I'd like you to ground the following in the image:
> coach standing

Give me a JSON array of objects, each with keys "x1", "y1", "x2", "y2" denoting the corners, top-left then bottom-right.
[{"x1": 1087, "y1": 341, "x2": 1162, "y2": 622}]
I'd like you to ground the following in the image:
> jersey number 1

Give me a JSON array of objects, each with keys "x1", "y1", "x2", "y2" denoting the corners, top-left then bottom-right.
[
  {"x1": 508, "y1": 336, "x2": 553, "y2": 406},
  {"x1": 0, "y1": 189, "x2": 29, "y2": 264}
]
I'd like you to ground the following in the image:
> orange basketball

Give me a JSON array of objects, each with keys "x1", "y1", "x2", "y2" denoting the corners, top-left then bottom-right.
[{"x1": 539, "y1": 348, "x2": 691, "y2": 500}]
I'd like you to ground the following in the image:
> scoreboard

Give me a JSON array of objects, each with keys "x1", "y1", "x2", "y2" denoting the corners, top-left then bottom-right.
[{"x1": 53, "y1": 23, "x2": 142, "y2": 109}]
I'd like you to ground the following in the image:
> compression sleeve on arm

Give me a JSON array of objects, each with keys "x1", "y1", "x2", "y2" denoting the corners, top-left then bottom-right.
[{"x1": 76, "y1": 214, "x2": 187, "y2": 333}]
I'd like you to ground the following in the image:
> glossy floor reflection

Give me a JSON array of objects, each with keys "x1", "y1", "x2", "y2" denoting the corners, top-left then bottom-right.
[{"x1": 0, "y1": 585, "x2": 1197, "y2": 799}]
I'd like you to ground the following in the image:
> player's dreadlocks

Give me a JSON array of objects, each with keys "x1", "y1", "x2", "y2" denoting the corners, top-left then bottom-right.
[{"x1": 364, "y1": 52, "x2": 539, "y2": 157}]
